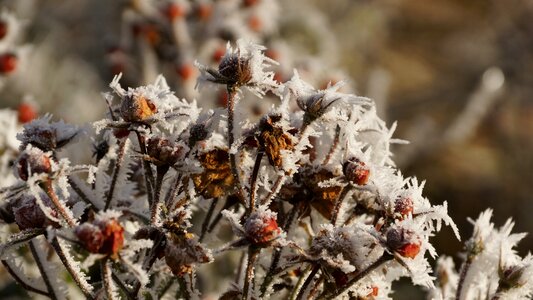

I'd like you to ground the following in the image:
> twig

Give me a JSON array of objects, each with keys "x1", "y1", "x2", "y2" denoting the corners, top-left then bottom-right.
[
  {"x1": 29, "y1": 239, "x2": 60, "y2": 300},
  {"x1": 226, "y1": 86, "x2": 246, "y2": 203},
  {"x1": 322, "y1": 253, "x2": 393, "y2": 300},
  {"x1": 40, "y1": 179, "x2": 76, "y2": 227},
  {"x1": 49, "y1": 236, "x2": 95, "y2": 299},
  {"x1": 249, "y1": 151, "x2": 264, "y2": 213},
  {"x1": 0, "y1": 228, "x2": 45, "y2": 257},
  {"x1": 135, "y1": 130, "x2": 155, "y2": 208},
  {"x1": 112, "y1": 272, "x2": 136, "y2": 300},
  {"x1": 329, "y1": 185, "x2": 351, "y2": 226},
  {"x1": 242, "y1": 247, "x2": 260, "y2": 300},
  {"x1": 151, "y1": 166, "x2": 168, "y2": 224},
  {"x1": 295, "y1": 264, "x2": 320, "y2": 300},
  {"x1": 199, "y1": 198, "x2": 218, "y2": 242},
  {"x1": 322, "y1": 125, "x2": 341, "y2": 165},
  {"x1": 1, "y1": 259, "x2": 50, "y2": 297},
  {"x1": 102, "y1": 258, "x2": 115, "y2": 300},
  {"x1": 104, "y1": 138, "x2": 127, "y2": 210},
  {"x1": 455, "y1": 255, "x2": 475, "y2": 300}
]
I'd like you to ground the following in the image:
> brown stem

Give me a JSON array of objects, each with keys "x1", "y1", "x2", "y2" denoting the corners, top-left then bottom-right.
[
  {"x1": 50, "y1": 236, "x2": 95, "y2": 299},
  {"x1": 329, "y1": 185, "x2": 351, "y2": 226},
  {"x1": 226, "y1": 86, "x2": 246, "y2": 203},
  {"x1": 105, "y1": 138, "x2": 127, "y2": 210},
  {"x1": 242, "y1": 247, "x2": 260, "y2": 300},
  {"x1": 322, "y1": 253, "x2": 393, "y2": 300},
  {"x1": 135, "y1": 130, "x2": 155, "y2": 207},
  {"x1": 308, "y1": 274, "x2": 324, "y2": 299},
  {"x1": 455, "y1": 256, "x2": 475, "y2": 300},
  {"x1": 178, "y1": 275, "x2": 192, "y2": 300},
  {"x1": 40, "y1": 179, "x2": 76, "y2": 227},
  {"x1": 150, "y1": 166, "x2": 168, "y2": 224},
  {"x1": 112, "y1": 272, "x2": 136, "y2": 300},
  {"x1": 101, "y1": 258, "x2": 115, "y2": 300},
  {"x1": 322, "y1": 125, "x2": 341, "y2": 165},
  {"x1": 295, "y1": 264, "x2": 320, "y2": 300},
  {"x1": 249, "y1": 151, "x2": 264, "y2": 213}
]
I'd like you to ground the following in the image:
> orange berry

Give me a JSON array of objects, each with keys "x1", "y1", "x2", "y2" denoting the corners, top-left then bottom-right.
[
  {"x1": 164, "y1": 3, "x2": 185, "y2": 21},
  {"x1": 177, "y1": 63, "x2": 195, "y2": 81}
]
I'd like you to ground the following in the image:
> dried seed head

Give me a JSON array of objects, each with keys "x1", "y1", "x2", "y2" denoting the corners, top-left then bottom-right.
[
  {"x1": 297, "y1": 93, "x2": 339, "y2": 125},
  {"x1": 218, "y1": 54, "x2": 252, "y2": 86},
  {"x1": 120, "y1": 94, "x2": 157, "y2": 122},
  {"x1": 13, "y1": 194, "x2": 59, "y2": 230},
  {"x1": 16, "y1": 148, "x2": 52, "y2": 181},
  {"x1": 146, "y1": 137, "x2": 184, "y2": 166},
  {"x1": 164, "y1": 232, "x2": 212, "y2": 276},
  {"x1": 385, "y1": 227, "x2": 421, "y2": 259},
  {"x1": 18, "y1": 117, "x2": 79, "y2": 151},
  {"x1": 0, "y1": 53, "x2": 17, "y2": 74},
  {"x1": 343, "y1": 158, "x2": 370, "y2": 185},
  {"x1": 394, "y1": 197, "x2": 414, "y2": 218},
  {"x1": 192, "y1": 149, "x2": 235, "y2": 198},
  {"x1": 498, "y1": 264, "x2": 527, "y2": 291},
  {"x1": 244, "y1": 209, "x2": 281, "y2": 246},
  {"x1": 75, "y1": 217, "x2": 124, "y2": 257}
]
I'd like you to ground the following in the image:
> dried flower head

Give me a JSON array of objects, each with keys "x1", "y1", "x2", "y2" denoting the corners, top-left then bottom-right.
[
  {"x1": 17, "y1": 115, "x2": 79, "y2": 151},
  {"x1": 257, "y1": 114, "x2": 296, "y2": 168},
  {"x1": 164, "y1": 232, "x2": 213, "y2": 276},
  {"x1": 146, "y1": 137, "x2": 185, "y2": 167},
  {"x1": 243, "y1": 206, "x2": 282, "y2": 246},
  {"x1": 75, "y1": 212, "x2": 124, "y2": 257},
  {"x1": 192, "y1": 148, "x2": 235, "y2": 198},
  {"x1": 120, "y1": 94, "x2": 158, "y2": 123},
  {"x1": 13, "y1": 194, "x2": 59, "y2": 230}
]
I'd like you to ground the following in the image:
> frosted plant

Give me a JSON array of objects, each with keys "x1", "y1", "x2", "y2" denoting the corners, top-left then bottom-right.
[{"x1": 0, "y1": 39, "x2": 530, "y2": 300}]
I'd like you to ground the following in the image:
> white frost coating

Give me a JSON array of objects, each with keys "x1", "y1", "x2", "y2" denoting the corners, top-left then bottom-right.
[{"x1": 56, "y1": 237, "x2": 94, "y2": 293}]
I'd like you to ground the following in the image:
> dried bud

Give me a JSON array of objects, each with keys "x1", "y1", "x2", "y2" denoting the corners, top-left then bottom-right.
[
  {"x1": 192, "y1": 149, "x2": 235, "y2": 198},
  {"x1": 13, "y1": 194, "x2": 59, "y2": 230},
  {"x1": 244, "y1": 208, "x2": 281, "y2": 246},
  {"x1": 0, "y1": 53, "x2": 17, "y2": 74},
  {"x1": 498, "y1": 264, "x2": 527, "y2": 291},
  {"x1": 218, "y1": 54, "x2": 252, "y2": 86},
  {"x1": 189, "y1": 123, "x2": 209, "y2": 146},
  {"x1": 17, "y1": 103, "x2": 37, "y2": 124},
  {"x1": 120, "y1": 94, "x2": 157, "y2": 122},
  {"x1": 343, "y1": 158, "x2": 370, "y2": 185},
  {"x1": 394, "y1": 197, "x2": 413, "y2": 218},
  {"x1": 75, "y1": 215, "x2": 124, "y2": 257},
  {"x1": 16, "y1": 148, "x2": 52, "y2": 181},
  {"x1": 386, "y1": 227, "x2": 421, "y2": 259},
  {"x1": 297, "y1": 93, "x2": 339, "y2": 125},
  {"x1": 164, "y1": 232, "x2": 212, "y2": 276},
  {"x1": 18, "y1": 118, "x2": 79, "y2": 151},
  {"x1": 146, "y1": 137, "x2": 184, "y2": 166}
]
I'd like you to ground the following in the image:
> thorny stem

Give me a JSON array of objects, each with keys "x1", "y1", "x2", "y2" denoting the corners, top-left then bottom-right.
[
  {"x1": 296, "y1": 264, "x2": 321, "y2": 300},
  {"x1": 330, "y1": 185, "x2": 351, "y2": 226},
  {"x1": 164, "y1": 173, "x2": 182, "y2": 209},
  {"x1": 249, "y1": 150, "x2": 264, "y2": 213},
  {"x1": 0, "y1": 228, "x2": 45, "y2": 256},
  {"x1": 290, "y1": 265, "x2": 313, "y2": 300},
  {"x1": 102, "y1": 258, "x2": 115, "y2": 300},
  {"x1": 260, "y1": 174, "x2": 286, "y2": 206},
  {"x1": 178, "y1": 275, "x2": 192, "y2": 300},
  {"x1": 308, "y1": 275, "x2": 324, "y2": 299},
  {"x1": 1, "y1": 259, "x2": 50, "y2": 297},
  {"x1": 104, "y1": 138, "x2": 127, "y2": 210},
  {"x1": 199, "y1": 197, "x2": 218, "y2": 242},
  {"x1": 151, "y1": 166, "x2": 168, "y2": 224},
  {"x1": 132, "y1": 232, "x2": 167, "y2": 295},
  {"x1": 135, "y1": 130, "x2": 155, "y2": 207},
  {"x1": 226, "y1": 86, "x2": 246, "y2": 203},
  {"x1": 29, "y1": 239, "x2": 59, "y2": 300},
  {"x1": 112, "y1": 272, "x2": 136, "y2": 300},
  {"x1": 455, "y1": 255, "x2": 475, "y2": 300},
  {"x1": 207, "y1": 197, "x2": 237, "y2": 234},
  {"x1": 322, "y1": 125, "x2": 341, "y2": 165},
  {"x1": 40, "y1": 179, "x2": 76, "y2": 228},
  {"x1": 242, "y1": 247, "x2": 260, "y2": 300},
  {"x1": 50, "y1": 236, "x2": 95, "y2": 299},
  {"x1": 322, "y1": 253, "x2": 394, "y2": 300}
]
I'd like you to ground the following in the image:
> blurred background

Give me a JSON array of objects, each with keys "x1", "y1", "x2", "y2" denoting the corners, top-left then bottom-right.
[{"x1": 0, "y1": 0, "x2": 532, "y2": 298}]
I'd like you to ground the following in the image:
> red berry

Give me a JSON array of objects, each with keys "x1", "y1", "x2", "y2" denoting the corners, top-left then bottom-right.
[
  {"x1": 17, "y1": 103, "x2": 37, "y2": 123},
  {"x1": 248, "y1": 15, "x2": 262, "y2": 32},
  {"x1": 244, "y1": 212, "x2": 281, "y2": 246},
  {"x1": 397, "y1": 242, "x2": 421, "y2": 259},
  {"x1": 343, "y1": 158, "x2": 370, "y2": 185},
  {"x1": 0, "y1": 21, "x2": 7, "y2": 40},
  {"x1": 394, "y1": 197, "x2": 414, "y2": 218},
  {"x1": 368, "y1": 286, "x2": 379, "y2": 297},
  {"x1": 197, "y1": 4, "x2": 212, "y2": 21},
  {"x1": 0, "y1": 53, "x2": 17, "y2": 74},
  {"x1": 243, "y1": 0, "x2": 260, "y2": 7}
]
